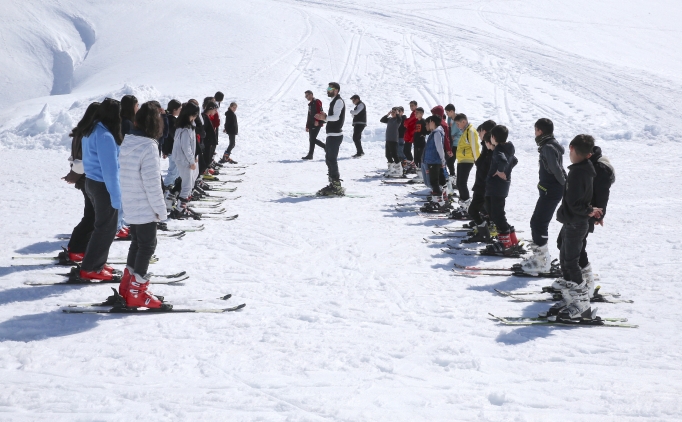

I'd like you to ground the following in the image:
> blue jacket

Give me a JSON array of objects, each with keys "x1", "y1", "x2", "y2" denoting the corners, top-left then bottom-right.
[
  {"x1": 423, "y1": 126, "x2": 446, "y2": 165},
  {"x1": 447, "y1": 117, "x2": 463, "y2": 148},
  {"x1": 82, "y1": 122, "x2": 122, "y2": 209},
  {"x1": 485, "y1": 142, "x2": 518, "y2": 198}
]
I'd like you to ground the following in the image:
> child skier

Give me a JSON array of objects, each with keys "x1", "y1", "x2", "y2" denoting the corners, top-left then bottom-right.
[
  {"x1": 118, "y1": 102, "x2": 169, "y2": 309},
  {"x1": 453, "y1": 113, "x2": 480, "y2": 208},
  {"x1": 162, "y1": 100, "x2": 182, "y2": 188},
  {"x1": 420, "y1": 116, "x2": 448, "y2": 213},
  {"x1": 380, "y1": 108, "x2": 402, "y2": 177},
  {"x1": 403, "y1": 101, "x2": 418, "y2": 171},
  {"x1": 222, "y1": 102, "x2": 239, "y2": 164},
  {"x1": 444, "y1": 104, "x2": 460, "y2": 187},
  {"x1": 519, "y1": 118, "x2": 567, "y2": 273},
  {"x1": 411, "y1": 107, "x2": 427, "y2": 183},
  {"x1": 483, "y1": 125, "x2": 519, "y2": 255},
  {"x1": 172, "y1": 102, "x2": 201, "y2": 213}
]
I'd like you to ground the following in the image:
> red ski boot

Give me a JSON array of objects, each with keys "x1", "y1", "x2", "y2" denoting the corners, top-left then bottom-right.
[
  {"x1": 68, "y1": 250, "x2": 85, "y2": 263},
  {"x1": 79, "y1": 268, "x2": 114, "y2": 281},
  {"x1": 118, "y1": 267, "x2": 133, "y2": 295},
  {"x1": 124, "y1": 274, "x2": 169, "y2": 309}
]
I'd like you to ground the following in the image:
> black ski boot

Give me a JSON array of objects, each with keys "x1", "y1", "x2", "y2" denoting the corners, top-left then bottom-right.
[{"x1": 316, "y1": 179, "x2": 345, "y2": 197}]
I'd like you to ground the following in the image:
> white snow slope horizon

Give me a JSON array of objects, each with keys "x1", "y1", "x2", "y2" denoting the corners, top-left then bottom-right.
[{"x1": 1, "y1": 0, "x2": 682, "y2": 420}]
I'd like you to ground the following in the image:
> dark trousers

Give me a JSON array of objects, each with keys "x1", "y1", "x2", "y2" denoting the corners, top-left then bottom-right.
[
  {"x1": 385, "y1": 141, "x2": 400, "y2": 163},
  {"x1": 197, "y1": 141, "x2": 207, "y2": 175},
  {"x1": 352, "y1": 125, "x2": 365, "y2": 154},
  {"x1": 557, "y1": 227, "x2": 590, "y2": 269},
  {"x1": 558, "y1": 221, "x2": 590, "y2": 284},
  {"x1": 530, "y1": 191, "x2": 562, "y2": 246},
  {"x1": 126, "y1": 222, "x2": 158, "y2": 276},
  {"x1": 224, "y1": 134, "x2": 236, "y2": 155},
  {"x1": 403, "y1": 142, "x2": 414, "y2": 161},
  {"x1": 468, "y1": 192, "x2": 486, "y2": 225},
  {"x1": 203, "y1": 144, "x2": 216, "y2": 166},
  {"x1": 67, "y1": 188, "x2": 95, "y2": 253},
  {"x1": 446, "y1": 155, "x2": 456, "y2": 178},
  {"x1": 81, "y1": 179, "x2": 118, "y2": 272},
  {"x1": 427, "y1": 164, "x2": 442, "y2": 195},
  {"x1": 414, "y1": 144, "x2": 424, "y2": 167},
  {"x1": 325, "y1": 135, "x2": 343, "y2": 180},
  {"x1": 485, "y1": 195, "x2": 510, "y2": 233},
  {"x1": 456, "y1": 163, "x2": 474, "y2": 201},
  {"x1": 307, "y1": 126, "x2": 326, "y2": 157}
]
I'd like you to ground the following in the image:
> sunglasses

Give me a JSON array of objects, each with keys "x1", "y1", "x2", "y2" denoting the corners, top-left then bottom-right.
[{"x1": 327, "y1": 87, "x2": 335, "y2": 92}]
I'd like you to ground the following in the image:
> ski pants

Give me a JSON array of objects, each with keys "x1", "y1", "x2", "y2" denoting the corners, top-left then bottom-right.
[
  {"x1": 203, "y1": 143, "x2": 216, "y2": 167},
  {"x1": 307, "y1": 126, "x2": 326, "y2": 157},
  {"x1": 224, "y1": 134, "x2": 236, "y2": 156},
  {"x1": 467, "y1": 192, "x2": 486, "y2": 225},
  {"x1": 385, "y1": 141, "x2": 400, "y2": 163},
  {"x1": 446, "y1": 154, "x2": 456, "y2": 179},
  {"x1": 81, "y1": 179, "x2": 119, "y2": 272},
  {"x1": 485, "y1": 195, "x2": 510, "y2": 233},
  {"x1": 456, "y1": 163, "x2": 474, "y2": 201},
  {"x1": 126, "y1": 222, "x2": 158, "y2": 277},
  {"x1": 530, "y1": 188, "x2": 563, "y2": 246},
  {"x1": 164, "y1": 154, "x2": 179, "y2": 186},
  {"x1": 403, "y1": 142, "x2": 414, "y2": 161},
  {"x1": 422, "y1": 163, "x2": 430, "y2": 189},
  {"x1": 352, "y1": 125, "x2": 365, "y2": 155},
  {"x1": 558, "y1": 221, "x2": 590, "y2": 284},
  {"x1": 68, "y1": 188, "x2": 95, "y2": 254},
  {"x1": 557, "y1": 226, "x2": 590, "y2": 269},
  {"x1": 414, "y1": 143, "x2": 424, "y2": 168},
  {"x1": 398, "y1": 138, "x2": 406, "y2": 161},
  {"x1": 175, "y1": 159, "x2": 196, "y2": 199},
  {"x1": 427, "y1": 164, "x2": 443, "y2": 195},
  {"x1": 197, "y1": 141, "x2": 207, "y2": 176},
  {"x1": 325, "y1": 135, "x2": 343, "y2": 180}
]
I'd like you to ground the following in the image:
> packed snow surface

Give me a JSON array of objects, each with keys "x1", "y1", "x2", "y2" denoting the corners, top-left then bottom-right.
[{"x1": 1, "y1": 0, "x2": 682, "y2": 420}]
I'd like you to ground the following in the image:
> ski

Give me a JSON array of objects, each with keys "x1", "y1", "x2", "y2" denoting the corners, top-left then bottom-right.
[
  {"x1": 24, "y1": 275, "x2": 187, "y2": 286},
  {"x1": 54, "y1": 271, "x2": 187, "y2": 280},
  {"x1": 188, "y1": 208, "x2": 227, "y2": 215},
  {"x1": 494, "y1": 286, "x2": 616, "y2": 297},
  {"x1": 452, "y1": 269, "x2": 563, "y2": 278},
  {"x1": 282, "y1": 192, "x2": 370, "y2": 199},
  {"x1": 203, "y1": 187, "x2": 237, "y2": 192},
  {"x1": 199, "y1": 213, "x2": 239, "y2": 221},
  {"x1": 63, "y1": 303, "x2": 246, "y2": 314},
  {"x1": 489, "y1": 313, "x2": 637, "y2": 328},
  {"x1": 61, "y1": 292, "x2": 231, "y2": 307},
  {"x1": 501, "y1": 293, "x2": 632, "y2": 304},
  {"x1": 206, "y1": 179, "x2": 242, "y2": 184},
  {"x1": 488, "y1": 315, "x2": 628, "y2": 323}
]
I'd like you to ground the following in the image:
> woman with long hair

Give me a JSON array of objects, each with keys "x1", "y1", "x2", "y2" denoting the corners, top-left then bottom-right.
[
  {"x1": 60, "y1": 102, "x2": 100, "y2": 264},
  {"x1": 162, "y1": 100, "x2": 182, "y2": 187},
  {"x1": 118, "y1": 102, "x2": 169, "y2": 309},
  {"x1": 172, "y1": 102, "x2": 201, "y2": 214},
  {"x1": 78, "y1": 98, "x2": 124, "y2": 281},
  {"x1": 120, "y1": 94, "x2": 138, "y2": 136}
]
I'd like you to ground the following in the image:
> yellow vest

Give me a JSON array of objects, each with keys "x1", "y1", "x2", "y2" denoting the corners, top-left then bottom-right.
[{"x1": 456, "y1": 124, "x2": 480, "y2": 164}]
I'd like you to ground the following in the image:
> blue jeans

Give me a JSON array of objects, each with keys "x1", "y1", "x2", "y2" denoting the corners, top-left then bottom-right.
[
  {"x1": 398, "y1": 138, "x2": 406, "y2": 161},
  {"x1": 164, "y1": 154, "x2": 179, "y2": 186}
]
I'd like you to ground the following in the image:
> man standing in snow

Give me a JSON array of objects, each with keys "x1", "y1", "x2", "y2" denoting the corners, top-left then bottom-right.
[
  {"x1": 349, "y1": 94, "x2": 366, "y2": 158},
  {"x1": 314, "y1": 82, "x2": 346, "y2": 196},
  {"x1": 303, "y1": 90, "x2": 326, "y2": 160}
]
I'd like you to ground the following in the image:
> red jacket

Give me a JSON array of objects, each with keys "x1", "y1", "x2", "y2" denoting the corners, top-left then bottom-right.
[
  {"x1": 403, "y1": 111, "x2": 417, "y2": 143},
  {"x1": 209, "y1": 113, "x2": 220, "y2": 129}
]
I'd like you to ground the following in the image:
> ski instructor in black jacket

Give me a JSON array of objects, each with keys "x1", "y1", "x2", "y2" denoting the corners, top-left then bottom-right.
[{"x1": 314, "y1": 82, "x2": 346, "y2": 196}]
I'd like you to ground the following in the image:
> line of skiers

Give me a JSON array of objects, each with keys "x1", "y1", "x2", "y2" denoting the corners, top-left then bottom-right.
[
  {"x1": 410, "y1": 110, "x2": 615, "y2": 320},
  {"x1": 60, "y1": 91, "x2": 241, "y2": 310}
]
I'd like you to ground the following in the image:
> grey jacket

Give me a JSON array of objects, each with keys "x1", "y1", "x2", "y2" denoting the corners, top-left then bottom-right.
[
  {"x1": 119, "y1": 134, "x2": 167, "y2": 224},
  {"x1": 380, "y1": 114, "x2": 400, "y2": 142},
  {"x1": 172, "y1": 126, "x2": 197, "y2": 169}
]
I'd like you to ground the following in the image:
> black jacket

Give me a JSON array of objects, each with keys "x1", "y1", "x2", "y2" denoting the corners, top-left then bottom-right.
[
  {"x1": 588, "y1": 146, "x2": 615, "y2": 231},
  {"x1": 224, "y1": 109, "x2": 238, "y2": 135},
  {"x1": 485, "y1": 142, "x2": 517, "y2": 198},
  {"x1": 556, "y1": 159, "x2": 596, "y2": 224},
  {"x1": 201, "y1": 113, "x2": 217, "y2": 147},
  {"x1": 122, "y1": 119, "x2": 134, "y2": 136},
  {"x1": 398, "y1": 115, "x2": 406, "y2": 138},
  {"x1": 537, "y1": 135, "x2": 566, "y2": 198},
  {"x1": 162, "y1": 115, "x2": 177, "y2": 156},
  {"x1": 472, "y1": 141, "x2": 491, "y2": 196},
  {"x1": 413, "y1": 119, "x2": 427, "y2": 148},
  {"x1": 158, "y1": 113, "x2": 169, "y2": 155}
]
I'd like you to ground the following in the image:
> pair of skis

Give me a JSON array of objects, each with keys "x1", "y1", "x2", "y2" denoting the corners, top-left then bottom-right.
[
  {"x1": 489, "y1": 314, "x2": 637, "y2": 328},
  {"x1": 281, "y1": 192, "x2": 370, "y2": 199},
  {"x1": 24, "y1": 270, "x2": 189, "y2": 286}
]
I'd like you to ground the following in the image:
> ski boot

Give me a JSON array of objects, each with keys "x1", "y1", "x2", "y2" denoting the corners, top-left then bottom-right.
[
  {"x1": 420, "y1": 195, "x2": 448, "y2": 213},
  {"x1": 351, "y1": 152, "x2": 364, "y2": 158},
  {"x1": 463, "y1": 223, "x2": 491, "y2": 244},
  {"x1": 316, "y1": 178, "x2": 345, "y2": 197},
  {"x1": 449, "y1": 207, "x2": 470, "y2": 220},
  {"x1": 122, "y1": 273, "x2": 171, "y2": 310},
  {"x1": 581, "y1": 263, "x2": 595, "y2": 299},
  {"x1": 115, "y1": 227, "x2": 131, "y2": 240},
  {"x1": 483, "y1": 228, "x2": 521, "y2": 256},
  {"x1": 302, "y1": 155, "x2": 313, "y2": 160},
  {"x1": 518, "y1": 243, "x2": 552, "y2": 273},
  {"x1": 555, "y1": 281, "x2": 592, "y2": 320}
]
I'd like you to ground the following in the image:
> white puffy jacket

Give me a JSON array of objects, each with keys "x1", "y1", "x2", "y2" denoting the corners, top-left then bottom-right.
[
  {"x1": 172, "y1": 126, "x2": 197, "y2": 169},
  {"x1": 119, "y1": 133, "x2": 167, "y2": 224}
]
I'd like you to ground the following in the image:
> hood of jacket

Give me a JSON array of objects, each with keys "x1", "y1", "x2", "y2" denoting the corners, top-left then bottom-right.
[
  {"x1": 120, "y1": 133, "x2": 158, "y2": 158},
  {"x1": 496, "y1": 141, "x2": 515, "y2": 156},
  {"x1": 430, "y1": 125, "x2": 445, "y2": 138},
  {"x1": 590, "y1": 145, "x2": 616, "y2": 184},
  {"x1": 431, "y1": 105, "x2": 445, "y2": 117}
]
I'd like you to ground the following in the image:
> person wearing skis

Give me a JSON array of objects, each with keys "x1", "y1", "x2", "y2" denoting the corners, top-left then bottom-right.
[
  {"x1": 172, "y1": 102, "x2": 201, "y2": 214},
  {"x1": 349, "y1": 94, "x2": 366, "y2": 158},
  {"x1": 302, "y1": 90, "x2": 326, "y2": 160},
  {"x1": 411, "y1": 107, "x2": 427, "y2": 183},
  {"x1": 162, "y1": 100, "x2": 182, "y2": 188},
  {"x1": 444, "y1": 104, "x2": 460, "y2": 186},
  {"x1": 78, "y1": 98, "x2": 124, "y2": 281},
  {"x1": 403, "y1": 101, "x2": 418, "y2": 171},
  {"x1": 519, "y1": 118, "x2": 567, "y2": 273},
  {"x1": 548, "y1": 134, "x2": 603, "y2": 320},
  {"x1": 483, "y1": 125, "x2": 519, "y2": 256},
  {"x1": 380, "y1": 107, "x2": 403, "y2": 177},
  {"x1": 118, "y1": 102, "x2": 169, "y2": 309},
  {"x1": 420, "y1": 116, "x2": 448, "y2": 213},
  {"x1": 222, "y1": 102, "x2": 239, "y2": 164},
  {"x1": 314, "y1": 83, "x2": 346, "y2": 196},
  {"x1": 460, "y1": 120, "x2": 496, "y2": 239},
  {"x1": 60, "y1": 102, "x2": 100, "y2": 265},
  {"x1": 453, "y1": 113, "x2": 480, "y2": 207}
]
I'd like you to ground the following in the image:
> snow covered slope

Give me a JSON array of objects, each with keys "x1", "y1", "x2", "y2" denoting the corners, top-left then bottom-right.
[{"x1": 1, "y1": 0, "x2": 682, "y2": 420}]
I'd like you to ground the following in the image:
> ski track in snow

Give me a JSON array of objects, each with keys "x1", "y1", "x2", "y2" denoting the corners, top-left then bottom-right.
[{"x1": 1, "y1": 0, "x2": 682, "y2": 420}]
